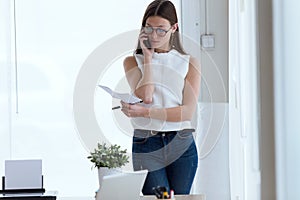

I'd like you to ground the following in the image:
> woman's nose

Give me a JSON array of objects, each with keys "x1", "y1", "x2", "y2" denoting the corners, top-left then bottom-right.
[{"x1": 151, "y1": 30, "x2": 158, "y2": 39}]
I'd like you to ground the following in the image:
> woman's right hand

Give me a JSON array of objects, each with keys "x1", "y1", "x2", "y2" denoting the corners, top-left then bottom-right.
[
  {"x1": 139, "y1": 30, "x2": 154, "y2": 58},
  {"x1": 136, "y1": 29, "x2": 155, "y2": 103}
]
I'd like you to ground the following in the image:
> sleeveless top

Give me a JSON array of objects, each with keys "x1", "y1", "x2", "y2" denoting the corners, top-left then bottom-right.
[{"x1": 131, "y1": 49, "x2": 195, "y2": 131}]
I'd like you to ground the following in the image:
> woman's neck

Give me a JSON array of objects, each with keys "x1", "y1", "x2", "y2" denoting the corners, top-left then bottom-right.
[{"x1": 155, "y1": 47, "x2": 171, "y2": 53}]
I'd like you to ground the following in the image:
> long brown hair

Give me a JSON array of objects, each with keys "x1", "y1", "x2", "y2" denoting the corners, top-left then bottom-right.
[{"x1": 135, "y1": 0, "x2": 186, "y2": 55}]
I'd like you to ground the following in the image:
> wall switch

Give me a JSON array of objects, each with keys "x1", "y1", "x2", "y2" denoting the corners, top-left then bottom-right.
[{"x1": 201, "y1": 34, "x2": 215, "y2": 49}]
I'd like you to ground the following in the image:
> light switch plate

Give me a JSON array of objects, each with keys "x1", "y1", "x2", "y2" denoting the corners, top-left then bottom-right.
[{"x1": 201, "y1": 34, "x2": 215, "y2": 49}]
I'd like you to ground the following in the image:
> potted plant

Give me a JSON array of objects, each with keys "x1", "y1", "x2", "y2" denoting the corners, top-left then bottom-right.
[{"x1": 87, "y1": 142, "x2": 130, "y2": 186}]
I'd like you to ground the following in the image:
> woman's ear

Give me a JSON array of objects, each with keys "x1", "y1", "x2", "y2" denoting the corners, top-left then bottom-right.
[{"x1": 172, "y1": 23, "x2": 178, "y2": 33}]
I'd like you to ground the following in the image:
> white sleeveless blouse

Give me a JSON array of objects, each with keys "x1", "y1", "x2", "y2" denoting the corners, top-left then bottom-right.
[{"x1": 131, "y1": 49, "x2": 195, "y2": 131}]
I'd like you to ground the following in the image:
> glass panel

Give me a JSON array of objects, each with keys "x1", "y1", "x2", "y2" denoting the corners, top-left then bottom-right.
[
  {"x1": 7, "y1": 0, "x2": 181, "y2": 197},
  {"x1": 0, "y1": 1, "x2": 13, "y2": 178}
]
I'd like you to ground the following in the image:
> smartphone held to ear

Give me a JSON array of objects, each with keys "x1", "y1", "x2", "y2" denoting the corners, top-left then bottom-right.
[{"x1": 143, "y1": 37, "x2": 152, "y2": 49}]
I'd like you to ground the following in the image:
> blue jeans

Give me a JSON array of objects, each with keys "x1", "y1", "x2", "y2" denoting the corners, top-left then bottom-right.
[{"x1": 132, "y1": 129, "x2": 198, "y2": 195}]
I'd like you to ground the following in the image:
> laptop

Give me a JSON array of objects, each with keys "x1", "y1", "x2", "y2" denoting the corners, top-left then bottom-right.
[{"x1": 96, "y1": 170, "x2": 148, "y2": 200}]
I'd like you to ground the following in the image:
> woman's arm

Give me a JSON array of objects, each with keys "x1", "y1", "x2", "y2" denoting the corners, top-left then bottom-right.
[
  {"x1": 121, "y1": 56, "x2": 201, "y2": 122},
  {"x1": 123, "y1": 56, "x2": 154, "y2": 104}
]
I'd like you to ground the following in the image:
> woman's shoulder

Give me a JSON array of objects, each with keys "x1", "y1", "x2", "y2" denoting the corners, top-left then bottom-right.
[
  {"x1": 188, "y1": 56, "x2": 201, "y2": 73},
  {"x1": 123, "y1": 55, "x2": 135, "y2": 64},
  {"x1": 123, "y1": 55, "x2": 138, "y2": 71},
  {"x1": 189, "y1": 56, "x2": 200, "y2": 66}
]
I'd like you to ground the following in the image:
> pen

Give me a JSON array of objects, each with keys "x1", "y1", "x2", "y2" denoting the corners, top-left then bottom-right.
[
  {"x1": 112, "y1": 100, "x2": 143, "y2": 110},
  {"x1": 129, "y1": 100, "x2": 143, "y2": 105},
  {"x1": 170, "y1": 190, "x2": 174, "y2": 199},
  {"x1": 112, "y1": 106, "x2": 121, "y2": 110}
]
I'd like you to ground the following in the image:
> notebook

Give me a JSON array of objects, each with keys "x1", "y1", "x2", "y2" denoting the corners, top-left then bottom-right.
[{"x1": 96, "y1": 170, "x2": 148, "y2": 200}]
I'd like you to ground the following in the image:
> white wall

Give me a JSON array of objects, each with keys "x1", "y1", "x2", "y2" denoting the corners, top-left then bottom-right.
[
  {"x1": 181, "y1": 0, "x2": 228, "y2": 103},
  {"x1": 181, "y1": 0, "x2": 230, "y2": 199},
  {"x1": 273, "y1": 0, "x2": 300, "y2": 199},
  {"x1": 191, "y1": 103, "x2": 229, "y2": 199}
]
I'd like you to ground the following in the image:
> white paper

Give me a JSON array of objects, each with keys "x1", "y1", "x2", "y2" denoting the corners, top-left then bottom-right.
[
  {"x1": 5, "y1": 159, "x2": 43, "y2": 190},
  {"x1": 98, "y1": 85, "x2": 142, "y2": 104}
]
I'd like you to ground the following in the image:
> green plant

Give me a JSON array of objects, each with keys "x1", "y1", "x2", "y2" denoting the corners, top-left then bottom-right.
[{"x1": 87, "y1": 143, "x2": 129, "y2": 169}]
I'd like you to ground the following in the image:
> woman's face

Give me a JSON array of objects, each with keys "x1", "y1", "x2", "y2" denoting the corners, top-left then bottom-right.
[{"x1": 145, "y1": 16, "x2": 177, "y2": 51}]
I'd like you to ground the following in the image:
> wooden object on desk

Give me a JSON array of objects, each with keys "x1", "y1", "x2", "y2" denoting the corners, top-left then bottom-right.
[{"x1": 141, "y1": 194, "x2": 205, "y2": 200}]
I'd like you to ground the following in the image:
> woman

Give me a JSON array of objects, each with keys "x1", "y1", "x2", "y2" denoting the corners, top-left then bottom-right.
[{"x1": 121, "y1": 0, "x2": 201, "y2": 195}]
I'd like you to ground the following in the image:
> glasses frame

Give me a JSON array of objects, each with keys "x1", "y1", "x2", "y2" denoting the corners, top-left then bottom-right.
[{"x1": 143, "y1": 26, "x2": 172, "y2": 37}]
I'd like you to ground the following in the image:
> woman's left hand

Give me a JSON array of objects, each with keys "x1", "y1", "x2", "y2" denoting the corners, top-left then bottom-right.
[{"x1": 120, "y1": 101, "x2": 149, "y2": 118}]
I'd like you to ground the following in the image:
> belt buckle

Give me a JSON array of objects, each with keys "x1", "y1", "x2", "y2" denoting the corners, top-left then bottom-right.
[
  {"x1": 150, "y1": 130, "x2": 166, "y2": 136},
  {"x1": 150, "y1": 130, "x2": 156, "y2": 135},
  {"x1": 150, "y1": 130, "x2": 162, "y2": 135}
]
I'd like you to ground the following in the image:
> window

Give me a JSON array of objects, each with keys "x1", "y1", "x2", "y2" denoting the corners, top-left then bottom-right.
[{"x1": 0, "y1": 0, "x2": 181, "y2": 197}]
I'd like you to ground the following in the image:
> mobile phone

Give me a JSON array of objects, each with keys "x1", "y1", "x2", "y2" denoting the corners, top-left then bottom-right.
[{"x1": 143, "y1": 37, "x2": 152, "y2": 49}]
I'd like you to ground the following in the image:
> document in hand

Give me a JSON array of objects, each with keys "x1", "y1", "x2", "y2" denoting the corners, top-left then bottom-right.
[{"x1": 98, "y1": 85, "x2": 142, "y2": 104}]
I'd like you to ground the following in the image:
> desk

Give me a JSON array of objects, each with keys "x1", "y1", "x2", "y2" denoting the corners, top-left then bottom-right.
[
  {"x1": 59, "y1": 194, "x2": 205, "y2": 200},
  {"x1": 141, "y1": 194, "x2": 205, "y2": 200}
]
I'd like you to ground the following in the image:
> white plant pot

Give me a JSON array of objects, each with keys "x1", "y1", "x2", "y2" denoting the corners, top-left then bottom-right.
[{"x1": 98, "y1": 167, "x2": 121, "y2": 187}]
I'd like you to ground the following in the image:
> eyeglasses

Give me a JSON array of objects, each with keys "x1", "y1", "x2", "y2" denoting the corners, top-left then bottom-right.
[{"x1": 143, "y1": 26, "x2": 172, "y2": 37}]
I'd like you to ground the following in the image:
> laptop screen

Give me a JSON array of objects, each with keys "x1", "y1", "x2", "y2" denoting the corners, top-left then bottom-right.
[{"x1": 96, "y1": 170, "x2": 148, "y2": 200}]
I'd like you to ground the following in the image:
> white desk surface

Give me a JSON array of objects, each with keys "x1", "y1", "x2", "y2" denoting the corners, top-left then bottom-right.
[
  {"x1": 142, "y1": 194, "x2": 205, "y2": 200},
  {"x1": 59, "y1": 194, "x2": 205, "y2": 200}
]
